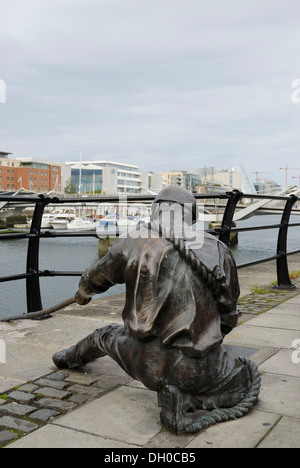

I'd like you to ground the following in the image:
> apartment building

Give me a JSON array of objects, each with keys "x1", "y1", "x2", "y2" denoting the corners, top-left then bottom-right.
[
  {"x1": 0, "y1": 152, "x2": 61, "y2": 192},
  {"x1": 158, "y1": 170, "x2": 187, "y2": 188}
]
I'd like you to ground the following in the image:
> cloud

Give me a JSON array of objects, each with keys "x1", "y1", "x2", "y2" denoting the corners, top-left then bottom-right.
[{"x1": 1, "y1": 0, "x2": 300, "y2": 184}]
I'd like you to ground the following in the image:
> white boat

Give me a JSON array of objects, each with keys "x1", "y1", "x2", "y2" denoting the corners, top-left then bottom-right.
[
  {"x1": 67, "y1": 217, "x2": 97, "y2": 231},
  {"x1": 28, "y1": 213, "x2": 56, "y2": 229},
  {"x1": 41, "y1": 213, "x2": 56, "y2": 229},
  {"x1": 51, "y1": 212, "x2": 76, "y2": 230}
]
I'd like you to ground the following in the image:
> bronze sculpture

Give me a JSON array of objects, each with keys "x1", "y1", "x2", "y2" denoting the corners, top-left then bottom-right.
[{"x1": 53, "y1": 187, "x2": 260, "y2": 434}]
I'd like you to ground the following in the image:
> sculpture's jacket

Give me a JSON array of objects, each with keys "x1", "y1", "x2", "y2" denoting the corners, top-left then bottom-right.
[{"x1": 78, "y1": 225, "x2": 240, "y2": 357}]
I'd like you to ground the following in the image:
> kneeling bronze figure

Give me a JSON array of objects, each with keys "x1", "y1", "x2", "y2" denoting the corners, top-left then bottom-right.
[{"x1": 53, "y1": 187, "x2": 261, "y2": 434}]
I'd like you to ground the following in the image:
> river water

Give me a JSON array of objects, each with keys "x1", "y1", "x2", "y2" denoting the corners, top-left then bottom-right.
[{"x1": 0, "y1": 214, "x2": 299, "y2": 319}]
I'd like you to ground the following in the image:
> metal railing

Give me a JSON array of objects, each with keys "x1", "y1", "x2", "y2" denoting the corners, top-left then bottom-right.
[{"x1": 0, "y1": 190, "x2": 299, "y2": 314}]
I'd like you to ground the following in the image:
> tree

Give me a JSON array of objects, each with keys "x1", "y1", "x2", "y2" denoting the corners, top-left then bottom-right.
[{"x1": 64, "y1": 178, "x2": 77, "y2": 194}]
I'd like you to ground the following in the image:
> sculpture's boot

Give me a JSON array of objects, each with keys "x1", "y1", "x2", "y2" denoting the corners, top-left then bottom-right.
[
  {"x1": 52, "y1": 346, "x2": 84, "y2": 369},
  {"x1": 52, "y1": 324, "x2": 120, "y2": 369},
  {"x1": 158, "y1": 385, "x2": 189, "y2": 434},
  {"x1": 52, "y1": 334, "x2": 106, "y2": 369}
]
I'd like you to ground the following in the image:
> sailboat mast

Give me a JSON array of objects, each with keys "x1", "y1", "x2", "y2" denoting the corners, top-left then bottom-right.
[{"x1": 79, "y1": 150, "x2": 82, "y2": 195}]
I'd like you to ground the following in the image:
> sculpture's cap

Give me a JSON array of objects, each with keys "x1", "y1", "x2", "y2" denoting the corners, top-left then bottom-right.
[{"x1": 153, "y1": 186, "x2": 199, "y2": 224}]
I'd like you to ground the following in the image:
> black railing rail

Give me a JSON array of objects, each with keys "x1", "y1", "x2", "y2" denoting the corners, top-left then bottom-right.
[{"x1": 0, "y1": 190, "x2": 299, "y2": 314}]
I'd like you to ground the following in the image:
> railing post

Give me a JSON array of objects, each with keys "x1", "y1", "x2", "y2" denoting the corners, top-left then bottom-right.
[
  {"x1": 219, "y1": 190, "x2": 242, "y2": 246},
  {"x1": 273, "y1": 194, "x2": 298, "y2": 290},
  {"x1": 26, "y1": 195, "x2": 49, "y2": 313}
]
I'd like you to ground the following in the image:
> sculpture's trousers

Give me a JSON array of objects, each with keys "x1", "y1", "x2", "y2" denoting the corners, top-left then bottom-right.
[{"x1": 53, "y1": 323, "x2": 251, "y2": 402}]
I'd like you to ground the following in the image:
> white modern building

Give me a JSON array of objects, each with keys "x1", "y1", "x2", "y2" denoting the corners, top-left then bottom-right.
[{"x1": 65, "y1": 160, "x2": 142, "y2": 195}]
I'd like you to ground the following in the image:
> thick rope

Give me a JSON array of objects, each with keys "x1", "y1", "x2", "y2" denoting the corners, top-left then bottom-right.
[{"x1": 148, "y1": 221, "x2": 224, "y2": 298}]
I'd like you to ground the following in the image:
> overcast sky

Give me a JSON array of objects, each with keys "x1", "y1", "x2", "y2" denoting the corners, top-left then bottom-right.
[{"x1": 1, "y1": 0, "x2": 300, "y2": 185}]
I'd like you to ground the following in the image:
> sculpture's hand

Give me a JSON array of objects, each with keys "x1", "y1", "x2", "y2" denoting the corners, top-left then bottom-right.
[{"x1": 75, "y1": 290, "x2": 92, "y2": 306}]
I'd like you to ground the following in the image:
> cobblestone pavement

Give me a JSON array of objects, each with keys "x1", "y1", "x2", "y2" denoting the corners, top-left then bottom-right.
[
  {"x1": 0, "y1": 368, "x2": 132, "y2": 447},
  {"x1": 238, "y1": 277, "x2": 300, "y2": 321},
  {"x1": 0, "y1": 277, "x2": 299, "y2": 448}
]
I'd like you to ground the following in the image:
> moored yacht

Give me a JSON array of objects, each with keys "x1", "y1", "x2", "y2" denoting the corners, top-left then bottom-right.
[
  {"x1": 51, "y1": 211, "x2": 76, "y2": 230},
  {"x1": 67, "y1": 217, "x2": 97, "y2": 231}
]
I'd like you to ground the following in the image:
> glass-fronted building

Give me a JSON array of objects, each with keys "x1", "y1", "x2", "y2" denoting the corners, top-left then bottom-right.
[
  {"x1": 70, "y1": 164, "x2": 103, "y2": 194},
  {"x1": 66, "y1": 160, "x2": 142, "y2": 195}
]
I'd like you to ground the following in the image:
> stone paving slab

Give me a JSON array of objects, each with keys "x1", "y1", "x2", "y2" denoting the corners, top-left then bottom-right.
[
  {"x1": 259, "y1": 349, "x2": 300, "y2": 378},
  {"x1": 0, "y1": 341, "x2": 55, "y2": 381},
  {"x1": 54, "y1": 385, "x2": 162, "y2": 446},
  {"x1": 0, "y1": 377, "x2": 25, "y2": 394},
  {"x1": 225, "y1": 323, "x2": 299, "y2": 349},
  {"x1": 7, "y1": 424, "x2": 140, "y2": 449},
  {"x1": 286, "y1": 295, "x2": 300, "y2": 304},
  {"x1": 245, "y1": 313, "x2": 300, "y2": 330},
  {"x1": 257, "y1": 373, "x2": 300, "y2": 418},
  {"x1": 0, "y1": 316, "x2": 114, "y2": 350},
  {"x1": 267, "y1": 302, "x2": 300, "y2": 315},
  {"x1": 257, "y1": 416, "x2": 300, "y2": 448},
  {"x1": 185, "y1": 410, "x2": 280, "y2": 449}
]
